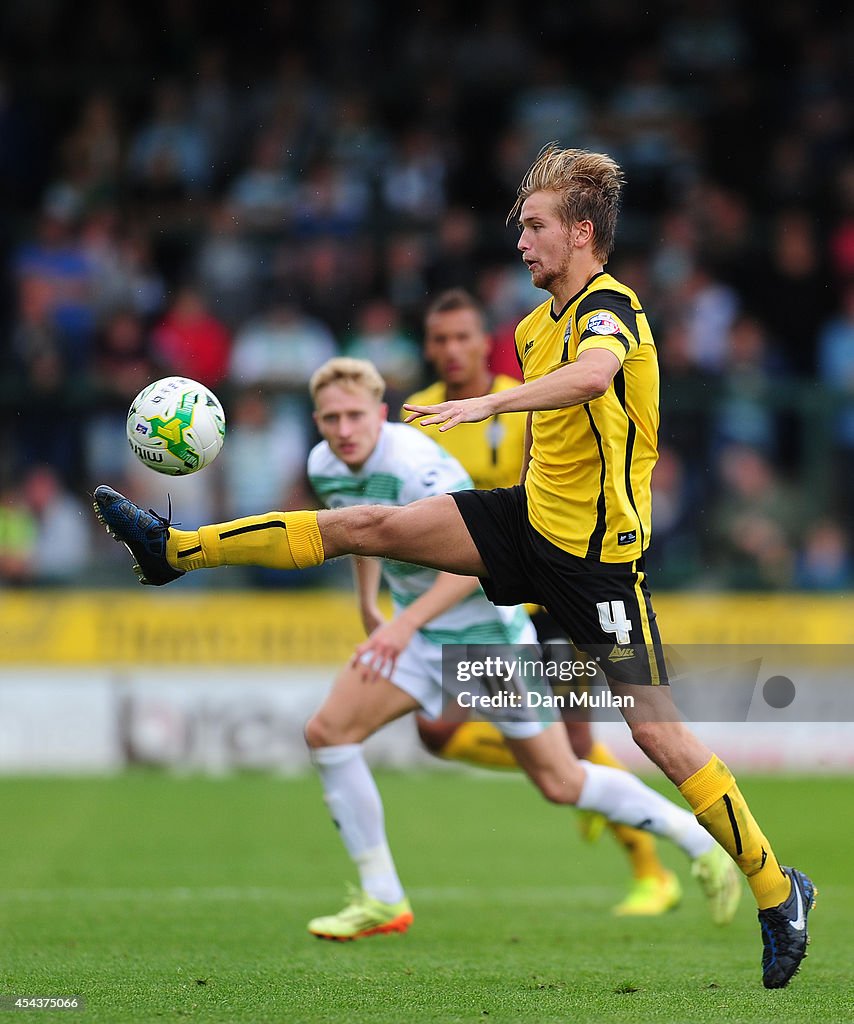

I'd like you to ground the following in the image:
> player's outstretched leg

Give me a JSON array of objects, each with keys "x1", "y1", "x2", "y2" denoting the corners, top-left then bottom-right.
[{"x1": 92, "y1": 485, "x2": 324, "y2": 585}]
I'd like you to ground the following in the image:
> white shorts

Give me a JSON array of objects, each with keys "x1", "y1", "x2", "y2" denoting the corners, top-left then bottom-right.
[{"x1": 380, "y1": 622, "x2": 548, "y2": 740}]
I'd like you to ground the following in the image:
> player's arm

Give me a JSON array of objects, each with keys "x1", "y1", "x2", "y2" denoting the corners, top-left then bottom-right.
[
  {"x1": 353, "y1": 572, "x2": 481, "y2": 681},
  {"x1": 519, "y1": 413, "x2": 533, "y2": 485},
  {"x1": 404, "y1": 349, "x2": 619, "y2": 431},
  {"x1": 351, "y1": 555, "x2": 385, "y2": 636}
]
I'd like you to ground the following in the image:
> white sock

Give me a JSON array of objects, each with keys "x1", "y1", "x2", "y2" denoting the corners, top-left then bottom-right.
[
  {"x1": 576, "y1": 760, "x2": 714, "y2": 859},
  {"x1": 310, "y1": 743, "x2": 405, "y2": 904}
]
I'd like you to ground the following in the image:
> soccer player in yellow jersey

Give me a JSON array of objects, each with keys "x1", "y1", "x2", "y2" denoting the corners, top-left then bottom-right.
[
  {"x1": 405, "y1": 290, "x2": 527, "y2": 492},
  {"x1": 94, "y1": 145, "x2": 815, "y2": 988},
  {"x1": 406, "y1": 287, "x2": 682, "y2": 916}
]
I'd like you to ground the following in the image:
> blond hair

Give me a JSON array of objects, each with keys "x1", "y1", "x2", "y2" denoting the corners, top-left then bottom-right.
[
  {"x1": 309, "y1": 356, "x2": 386, "y2": 405},
  {"x1": 508, "y1": 145, "x2": 625, "y2": 262}
]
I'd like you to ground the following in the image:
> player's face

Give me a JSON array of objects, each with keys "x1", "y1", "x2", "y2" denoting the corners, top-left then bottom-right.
[
  {"x1": 517, "y1": 191, "x2": 575, "y2": 293},
  {"x1": 313, "y1": 383, "x2": 387, "y2": 470},
  {"x1": 424, "y1": 308, "x2": 491, "y2": 387}
]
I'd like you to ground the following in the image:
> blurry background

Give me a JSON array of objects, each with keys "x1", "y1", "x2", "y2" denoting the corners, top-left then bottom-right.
[{"x1": 1, "y1": 0, "x2": 853, "y2": 773}]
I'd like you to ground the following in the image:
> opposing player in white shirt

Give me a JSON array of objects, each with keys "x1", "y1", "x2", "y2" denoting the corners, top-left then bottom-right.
[{"x1": 301, "y1": 357, "x2": 739, "y2": 940}]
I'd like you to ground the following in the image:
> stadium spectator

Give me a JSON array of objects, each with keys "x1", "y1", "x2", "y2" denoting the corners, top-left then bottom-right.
[
  {"x1": 380, "y1": 128, "x2": 449, "y2": 225},
  {"x1": 709, "y1": 445, "x2": 801, "y2": 590},
  {"x1": 828, "y1": 158, "x2": 854, "y2": 283},
  {"x1": 606, "y1": 51, "x2": 688, "y2": 207},
  {"x1": 7, "y1": 276, "x2": 83, "y2": 475},
  {"x1": 194, "y1": 202, "x2": 263, "y2": 329},
  {"x1": 228, "y1": 301, "x2": 337, "y2": 393},
  {"x1": 424, "y1": 206, "x2": 482, "y2": 296},
  {"x1": 382, "y1": 233, "x2": 432, "y2": 331},
  {"x1": 291, "y1": 237, "x2": 374, "y2": 337},
  {"x1": 84, "y1": 308, "x2": 157, "y2": 483},
  {"x1": 817, "y1": 281, "x2": 854, "y2": 522},
  {"x1": 226, "y1": 130, "x2": 296, "y2": 232},
  {"x1": 57, "y1": 91, "x2": 124, "y2": 209},
  {"x1": 291, "y1": 158, "x2": 370, "y2": 240},
  {"x1": 663, "y1": 258, "x2": 740, "y2": 373},
  {"x1": 755, "y1": 208, "x2": 826, "y2": 376},
  {"x1": 711, "y1": 313, "x2": 786, "y2": 459},
  {"x1": 244, "y1": 49, "x2": 327, "y2": 174},
  {"x1": 510, "y1": 53, "x2": 591, "y2": 154},
  {"x1": 21, "y1": 465, "x2": 92, "y2": 585},
  {"x1": 151, "y1": 286, "x2": 231, "y2": 387},
  {"x1": 12, "y1": 203, "x2": 96, "y2": 366},
  {"x1": 79, "y1": 205, "x2": 167, "y2": 323},
  {"x1": 323, "y1": 91, "x2": 390, "y2": 183},
  {"x1": 221, "y1": 389, "x2": 312, "y2": 521},
  {"x1": 188, "y1": 44, "x2": 238, "y2": 182},
  {"x1": 795, "y1": 519, "x2": 853, "y2": 591},
  {"x1": 126, "y1": 80, "x2": 213, "y2": 199},
  {"x1": 344, "y1": 298, "x2": 422, "y2": 409},
  {"x1": 647, "y1": 444, "x2": 703, "y2": 589},
  {"x1": 0, "y1": 484, "x2": 37, "y2": 585}
]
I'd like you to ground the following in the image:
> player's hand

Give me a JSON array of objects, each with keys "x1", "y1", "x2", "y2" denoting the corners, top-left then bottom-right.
[
  {"x1": 351, "y1": 617, "x2": 417, "y2": 682},
  {"x1": 403, "y1": 395, "x2": 496, "y2": 432}
]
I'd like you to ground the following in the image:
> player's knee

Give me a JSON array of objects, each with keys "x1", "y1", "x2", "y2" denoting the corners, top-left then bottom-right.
[
  {"x1": 372, "y1": 506, "x2": 410, "y2": 550},
  {"x1": 415, "y1": 716, "x2": 458, "y2": 755},
  {"x1": 564, "y1": 719, "x2": 593, "y2": 759},
  {"x1": 531, "y1": 768, "x2": 584, "y2": 805},
  {"x1": 345, "y1": 505, "x2": 401, "y2": 553},
  {"x1": 304, "y1": 713, "x2": 339, "y2": 749},
  {"x1": 344, "y1": 505, "x2": 387, "y2": 551},
  {"x1": 628, "y1": 719, "x2": 669, "y2": 760}
]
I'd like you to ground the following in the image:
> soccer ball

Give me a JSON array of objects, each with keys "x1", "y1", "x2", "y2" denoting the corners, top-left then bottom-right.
[{"x1": 126, "y1": 376, "x2": 226, "y2": 476}]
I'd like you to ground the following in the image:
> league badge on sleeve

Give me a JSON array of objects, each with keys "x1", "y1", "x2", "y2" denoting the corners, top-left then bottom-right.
[{"x1": 587, "y1": 313, "x2": 621, "y2": 336}]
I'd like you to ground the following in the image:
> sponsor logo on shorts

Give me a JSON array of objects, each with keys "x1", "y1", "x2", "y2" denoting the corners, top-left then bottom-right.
[{"x1": 608, "y1": 645, "x2": 636, "y2": 662}]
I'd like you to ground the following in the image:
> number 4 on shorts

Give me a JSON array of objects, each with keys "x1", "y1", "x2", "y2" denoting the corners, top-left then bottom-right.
[{"x1": 597, "y1": 600, "x2": 633, "y2": 644}]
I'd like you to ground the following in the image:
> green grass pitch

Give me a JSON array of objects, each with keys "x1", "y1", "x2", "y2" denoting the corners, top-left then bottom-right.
[{"x1": 0, "y1": 771, "x2": 849, "y2": 1023}]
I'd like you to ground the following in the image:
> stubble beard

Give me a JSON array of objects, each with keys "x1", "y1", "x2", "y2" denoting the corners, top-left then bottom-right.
[{"x1": 533, "y1": 246, "x2": 574, "y2": 297}]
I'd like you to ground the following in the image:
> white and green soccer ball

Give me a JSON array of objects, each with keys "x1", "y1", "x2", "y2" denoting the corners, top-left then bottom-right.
[{"x1": 126, "y1": 376, "x2": 226, "y2": 476}]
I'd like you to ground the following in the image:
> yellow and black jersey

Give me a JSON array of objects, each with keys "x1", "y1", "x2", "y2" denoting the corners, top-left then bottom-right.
[
  {"x1": 515, "y1": 271, "x2": 659, "y2": 563},
  {"x1": 403, "y1": 374, "x2": 527, "y2": 491}
]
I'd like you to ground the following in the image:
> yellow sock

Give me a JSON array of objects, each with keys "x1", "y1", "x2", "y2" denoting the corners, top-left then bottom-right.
[
  {"x1": 440, "y1": 721, "x2": 519, "y2": 770},
  {"x1": 679, "y1": 755, "x2": 790, "y2": 909},
  {"x1": 588, "y1": 741, "x2": 669, "y2": 882},
  {"x1": 166, "y1": 511, "x2": 324, "y2": 572}
]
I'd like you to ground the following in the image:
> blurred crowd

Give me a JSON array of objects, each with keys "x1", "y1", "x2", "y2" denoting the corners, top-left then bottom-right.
[{"x1": 0, "y1": 0, "x2": 853, "y2": 590}]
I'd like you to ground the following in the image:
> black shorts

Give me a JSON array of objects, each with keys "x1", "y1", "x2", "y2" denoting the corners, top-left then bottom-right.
[{"x1": 452, "y1": 486, "x2": 668, "y2": 686}]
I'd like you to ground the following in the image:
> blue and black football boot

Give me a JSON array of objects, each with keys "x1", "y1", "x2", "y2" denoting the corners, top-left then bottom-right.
[{"x1": 93, "y1": 485, "x2": 184, "y2": 586}]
